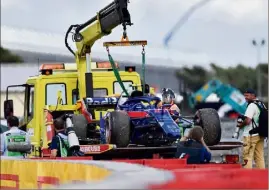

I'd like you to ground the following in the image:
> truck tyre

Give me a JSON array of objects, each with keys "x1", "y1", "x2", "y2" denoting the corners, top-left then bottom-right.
[
  {"x1": 107, "y1": 111, "x2": 130, "y2": 147},
  {"x1": 196, "y1": 108, "x2": 221, "y2": 146},
  {"x1": 72, "y1": 114, "x2": 88, "y2": 139}
]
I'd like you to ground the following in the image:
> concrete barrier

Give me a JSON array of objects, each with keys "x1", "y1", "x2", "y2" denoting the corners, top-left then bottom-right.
[
  {"x1": 2, "y1": 156, "x2": 267, "y2": 189},
  {"x1": 0, "y1": 156, "x2": 112, "y2": 189},
  {"x1": 0, "y1": 157, "x2": 174, "y2": 189},
  {"x1": 149, "y1": 168, "x2": 268, "y2": 189},
  {"x1": 56, "y1": 161, "x2": 174, "y2": 189}
]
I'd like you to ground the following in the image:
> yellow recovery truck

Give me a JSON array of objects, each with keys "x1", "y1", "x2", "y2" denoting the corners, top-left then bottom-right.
[
  {"x1": 3, "y1": 0, "x2": 241, "y2": 159},
  {"x1": 3, "y1": 0, "x2": 148, "y2": 157}
]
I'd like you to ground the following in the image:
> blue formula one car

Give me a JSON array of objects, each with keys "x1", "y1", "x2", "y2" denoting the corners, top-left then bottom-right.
[
  {"x1": 93, "y1": 89, "x2": 222, "y2": 148},
  {"x1": 71, "y1": 88, "x2": 222, "y2": 148}
]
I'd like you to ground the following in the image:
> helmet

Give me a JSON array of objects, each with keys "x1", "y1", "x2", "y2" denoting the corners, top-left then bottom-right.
[{"x1": 162, "y1": 88, "x2": 175, "y2": 104}]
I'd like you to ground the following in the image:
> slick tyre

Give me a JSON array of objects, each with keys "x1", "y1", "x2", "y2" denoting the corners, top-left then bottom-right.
[
  {"x1": 72, "y1": 114, "x2": 88, "y2": 139},
  {"x1": 196, "y1": 108, "x2": 222, "y2": 146},
  {"x1": 107, "y1": 111, "x2": 130, "y2": 147}
]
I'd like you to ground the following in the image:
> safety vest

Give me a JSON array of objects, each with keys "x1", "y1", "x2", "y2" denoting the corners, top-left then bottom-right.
[
  {"x1": 5, "y1": 134, "x2": 26, "y2": 157},
  {"x1": 57, "y1": 135, "x2": 70, "y2": 157}
]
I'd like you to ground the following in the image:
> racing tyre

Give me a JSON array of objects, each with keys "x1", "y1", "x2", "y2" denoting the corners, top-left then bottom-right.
[
  {"x1": 196, "y1": 108, "x2": 221, "y2": 146},
  {"x1": 107, "y1": 111, "x2": 130, "y2": 147},
  {"x1": 72, "y1": 114, "x2": 88, "y2": 139}
]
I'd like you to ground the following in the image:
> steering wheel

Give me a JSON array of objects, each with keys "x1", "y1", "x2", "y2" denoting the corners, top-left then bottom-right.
[{"x1": 130, "y1": 102, "x2": 147, "y2": 111}]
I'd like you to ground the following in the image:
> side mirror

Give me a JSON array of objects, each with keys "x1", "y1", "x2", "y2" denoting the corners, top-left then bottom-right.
[
  {"x1": 144, "y1": 84, "x2": 150, "y2": 94},
  {"x1": 4, "y1": 100, "x2": 14, "y2": 119}
]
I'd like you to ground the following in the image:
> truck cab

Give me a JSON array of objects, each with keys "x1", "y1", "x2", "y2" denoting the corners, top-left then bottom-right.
[{"x1": 3, "y1": 62, "x2": 142, "y2": 156}]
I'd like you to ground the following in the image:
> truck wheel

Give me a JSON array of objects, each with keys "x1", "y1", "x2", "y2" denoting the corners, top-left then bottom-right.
[
  {"x1": 72, "y1": 114, "x2": 88, "y2": 139},
  {"x1": 107, "y1": 111, "x2": 130, "y2": 147},
  {"x1": 196, "y1": 108, "x2": 221, "y2": 146}
]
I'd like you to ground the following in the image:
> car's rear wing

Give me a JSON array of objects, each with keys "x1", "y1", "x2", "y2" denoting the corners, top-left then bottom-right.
[{"x1": 83, "y1": 97, "x2": 119, "y2": 110}]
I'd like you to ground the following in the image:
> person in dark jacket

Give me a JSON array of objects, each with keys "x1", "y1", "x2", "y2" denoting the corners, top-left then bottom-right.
[
  {"x1": 175, "y1": 126, "x2": 211, "y2": 164},
  {"x1": 49, "y1": 118, "x2": 70, "y2": 157}
]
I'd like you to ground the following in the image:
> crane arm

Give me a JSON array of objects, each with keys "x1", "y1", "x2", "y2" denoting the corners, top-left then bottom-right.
[
  {"x1": 64, "y1": 0, "x2": 132, "y2": 99},
  {"x1": 65, "y1": 0, "x2": 132, "y2": 57}
]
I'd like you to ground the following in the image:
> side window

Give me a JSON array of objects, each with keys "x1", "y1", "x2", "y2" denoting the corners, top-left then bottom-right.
[
  {"x1": 46, "y1": 83, "x2": 67, "y2": 105},
  {"x1": 113, "y1": 81, "x2": 133, "y2": 94},
  {"x1": 28, "y1": 86, "x2": 35, "y2": 119},
  {"x1": 94, "y1": 89, "x2": 108, "y2": 97}
]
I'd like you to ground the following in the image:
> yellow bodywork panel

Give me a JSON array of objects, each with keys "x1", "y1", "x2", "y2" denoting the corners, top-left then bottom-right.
[
  {"x1": 75, "y1": 21, "x2": 106, "y2": 56},
  {"x1": 75, "y1": 56, "x2": 87, "y2": 99}
]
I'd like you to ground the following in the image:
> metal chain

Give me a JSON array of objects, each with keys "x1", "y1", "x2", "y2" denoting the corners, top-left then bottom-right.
[
  {"x1": 141, "y1": 44, "x2": 146, "y2": 94},
  {"x1": 106, "y1": 46, "x2": 110, "y2": 55},
  {"x1": 122, "y1": 24, "x2": 127, "y2": 39},
  {"x1": 123, "y1": 31, "x2": 127, "y2": 39},
  {"x1": 142, "y1": 45, "x2": 145, "y2": 55}
]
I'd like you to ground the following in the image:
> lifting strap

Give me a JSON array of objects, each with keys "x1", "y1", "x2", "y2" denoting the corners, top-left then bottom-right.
[
  {"x1": 104, "y1": 33, "x2": 147, "y2": 97},
  {"x1": 106, "y1": 48, "x2": 130, "y2": 97},
  {"x1": 141, "y1": 45, "x2": 146, "y2": 94}
]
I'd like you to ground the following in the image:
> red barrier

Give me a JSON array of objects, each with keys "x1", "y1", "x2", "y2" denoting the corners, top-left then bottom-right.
[
  {"x1": 111, "y1": 159, "x2": 145, "y2": 165},
  {"x1": 30, "y1": 158, "x2": 241, "y2": 171},
  {"x1": 143, "y1": 158, "x2": 187, "y2": 165},
  {"x1": 149, "y1": 169, "x2": 268, "y2": 189},
  {"x1": 191, "y1": 163, "x2": 241, "y2": 169},
  {"x1": 111, "y1": 158, "x2": 188, "y2": 166},
  {"x1": 37, "y1": 176, "x2": 59, "y2": 189},
  {"x1": 30, "y1": 156, "x2": 93, "y2": 160},
  {"x1": 110, "y1": 159, "x2": 241, "y2": 171},
  {"x1": 146, "y1": 164, "x2": 193, "y2": 170},
  {"x1": 144, "y1": 163, "x2": 241, "y2": 170},
  {"x1": 0, "y1": 174, "x2": 19, "y2": 189}
]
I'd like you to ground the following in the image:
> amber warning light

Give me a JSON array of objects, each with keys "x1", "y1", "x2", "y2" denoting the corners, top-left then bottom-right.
[
  {"x1": 39, "y1": 62, "x2": 120, "y2": 73},
  {"x1": 96, "y1": 62, "x2": 119, "y2": 69},
  {"x1": 41, "y1": 69, "x2": 53, "y2": 75},
  {"x1": 125, "y1": 66, "x2": 136, "y2": 72},
  {"x1": 39, "y1": 63, "x2": 64, "y2": 71}
]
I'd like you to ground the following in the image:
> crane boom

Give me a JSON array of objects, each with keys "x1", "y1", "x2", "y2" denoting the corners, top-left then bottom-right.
[{"x1": 65, "y1": 0, "x2": 132, "y2": 99}]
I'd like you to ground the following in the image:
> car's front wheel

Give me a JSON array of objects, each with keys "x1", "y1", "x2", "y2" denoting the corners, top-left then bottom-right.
[{"x1": 106, "y1": 111, "x2": 131, "y2": 147}]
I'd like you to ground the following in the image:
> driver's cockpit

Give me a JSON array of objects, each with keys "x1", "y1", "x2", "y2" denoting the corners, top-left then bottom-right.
[
  {"x1": 117, "y1": 89, "x2": 161, "y2": 111},
  {"x1": 130, "y1": 90, "x2": 144, "y2": 98}
]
